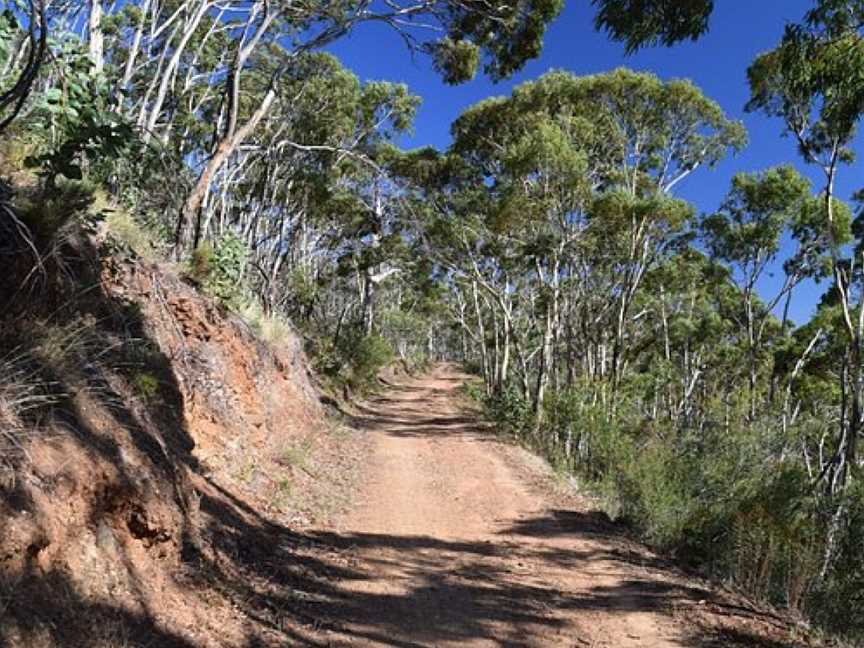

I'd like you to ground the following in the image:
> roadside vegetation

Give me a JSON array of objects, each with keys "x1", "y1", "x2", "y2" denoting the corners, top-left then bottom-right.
[
  {"x1": 1, "y1": 0, "x2": 864, "y2": 643},
  {"x1": 446, "y1": 7, "x2": 864, "y2": 640}
]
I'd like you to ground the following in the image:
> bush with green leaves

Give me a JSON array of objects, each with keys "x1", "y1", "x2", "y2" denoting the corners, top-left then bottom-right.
[
  {"x1": 131, "y1": 371, "x2": 160, "y2": 403},
  {"x1": 345, "y1": 331, "x2": 393, "y2": 393},
  {"x1": 15, "y1": 178, "x2": 97, "y2": 246},
  {"x1": 476, "y1": 378, "x2": 860, "y2": 626},
  {"x1": 485, "y1": 385, "x2": 532, "y2": 440},
  {"x1": 809, "y1": 484, "x2": 864, "y2": 637},
  {"x1": 23, "y1": 39, "x2": 137, "y2": 188},
  {"x1": 320, "y1": 326, "x2": 394, "y2": 393},
  {"x1": 190, "y1": 233, "x2": 247, "y2": 305}
]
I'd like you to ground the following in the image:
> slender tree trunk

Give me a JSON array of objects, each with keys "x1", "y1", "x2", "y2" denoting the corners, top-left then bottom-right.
[
  {"x1": 88, "y1": 0, "x2": 104, "y2": 73},
  {"x1": 174, "y1": 88, "x2": 276, "y2": 255},
  {"x1": 533, "y1": 304, "x2": 554, "y2": 430},
  {"x1": 499, "y1": 310, "x2": 511, "y2": 392},
  {"x1": 471, "y1": 280, "x2": 491, "y2": 394},
  {"x1": 116, "y1": 0, "x2": 150, "y2": 108},
  {"x1": 362, "y1": 266, "x2": 375, "y2": 335}
]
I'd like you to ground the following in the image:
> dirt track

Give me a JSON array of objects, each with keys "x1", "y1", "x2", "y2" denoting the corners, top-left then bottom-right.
[{"x1": 316, "y1": 366, "x2": 797, "y2": 648}]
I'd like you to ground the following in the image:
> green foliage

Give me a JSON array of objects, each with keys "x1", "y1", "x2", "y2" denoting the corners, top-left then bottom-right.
[
  {"x1": 237, "y1": 300, "x2": 294, "y2": 349},
  {"x1": 478, "y1": 377, "x2": 863, "y2": 632},
  {"x1": 24, "y1": 40, "x2": 137, "y2": 186},
  {"x1": 485, "y1": 386, "x2": 532, "y2": 439},
  {"x1": 593, "y1": 0, "x2": 714, "y2": 53},
  {"x1": 435, "y1": 0, "x2": 564, "y2": 81},
  {"x1": 747, "y1": 26, "x2": 864, "y2": 166},
  {"x1": 702, "y1": 165, "x2": 812, "y2": 266},
  {"x1": 460, "y1": 379, "x2": 485, "y2": 404},
  {"x1": 0, "y1": 9, "x2": 20, "y2": 78},
  {"x1": 452, "y1": 68, "x2": 746, "y2": 233},
  {"x1": 131, "y1": 371, "x2": 160, "y2": 403},
  {"x1": 809, "y1": 483, "x2": 864, "y2": 637},
  {"x1": 341, "y1": 332, "x2": 393, "y2": 393},
  {"x1": 15, "y1": 178, "x2": 97, "y2": 245},
  {"x1": 317, "y1": 327, "x2": 394, "y2": 394},
  {"x1": 104, "y1": 208, "x2": 166, "y2": 260},
  {"x1": 431, "y1": 38, "x2": 481, "y2": 84},
  {"x1": 189, "y1": 242, "x2": 215, "y2": 284},
  {"x1": 279, "y1": 438, "x2": 313, "y2": 469},
  {"x1": 191, "y1": 233, "x2": 248, "y2": 305}
]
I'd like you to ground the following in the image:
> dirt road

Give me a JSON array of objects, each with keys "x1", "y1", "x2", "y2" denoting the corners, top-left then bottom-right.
[{"x1": 316, "y1": 366, "x2": 798, "y2": 647}]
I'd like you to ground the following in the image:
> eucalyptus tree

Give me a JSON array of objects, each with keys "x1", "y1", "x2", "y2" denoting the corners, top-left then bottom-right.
[
  {"x1": 449, "y1": 69, "x2": 743, "y2": 406},
  {"x1": 150, "y1": 0, "x2": 564, "y2": 254},
  {"x1": 748, "y1": 13, "x2": 864, "y2": 497},
  {"x1": 187, "y1": 52, "x2": 420, "y2": 332},
  {"x1": 592, "y1": 0, "x2": 714, "y2": 52},
  {"x1": 44, "y1": 0, "x2": 562, "y2": 254},
  {"x1": 434, "y1": 69, "x2": 745, "y2": 421},
  {"x1": 636, "y1": 249, "x2": 742, "y2": 427},
  {"x1": 323, "y1": 83, "x2": 421, "y2": 336},
  {"x1": 700, "y1": 166, "x2": 845, "y2": 419}
]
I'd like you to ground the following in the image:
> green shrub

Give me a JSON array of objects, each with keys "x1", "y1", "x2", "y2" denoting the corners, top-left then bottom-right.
[
  {"x1": 488, "y1": 379, "x2": 851, "y2": 629},
  {"x1": 619, "y1": 441, "x2": 701, "y2": 548},
  {"x1": 404, "y1": 351, "x2": 433, "y2": 374},
  {"x1": 190, "y1": 233, "x2": 247, "y2": 305},
  {"x1": 104, "y1": 208, "x2": 165, "y2": 260},
  {"x1": 319, "y1": 326, "x2": 394, "y2": 393},
  {"x1": 237, "y1": 299, "x2": 294, "y2": 348},
  {"x1": 284, "y1": 268, "x2": 318, "y2": 314},
  {"x1": 131, "y1": 371, "x2": 160, "y2": 403},
  {"x1": 346, "y1": 332, "x2": 393, "y2": 392},
  {"x1": 460, "y1": 379, "x2": 485, "y2": 404},
  {"x1": 15, "y1": 179, "x2": 96, "y2": 245},
  {"x1": 190, "y1": 242, "x2": 214, "y2": 282},
  {"x1": 809, "y1": 484, "x2": 864, "y2": 641},
  {"x1": 486, "y1": 385, "x2": 532, "y2": 440},
  {"x1": 279, "y1": 438, "x2": 313, "y2": 468},
  {"x1": 462, "y1": 358, "x2": 484, "y2": 376}
]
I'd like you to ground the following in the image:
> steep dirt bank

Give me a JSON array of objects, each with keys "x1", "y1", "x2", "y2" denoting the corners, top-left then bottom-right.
[
  {"x1": 0, "y1": 242, "x2": 366, "y2": 647},
  {"x1": 302, "y1": 366, "x2": 817, "y2": 648}
]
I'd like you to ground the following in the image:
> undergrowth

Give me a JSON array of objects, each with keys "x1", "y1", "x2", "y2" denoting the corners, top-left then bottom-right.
[
  {"x1": 313, "y1": 325, "x2": 395, "y2": 395},
  {"x1": 467, "y1": 377, "x2": 864, "y2": 642}
]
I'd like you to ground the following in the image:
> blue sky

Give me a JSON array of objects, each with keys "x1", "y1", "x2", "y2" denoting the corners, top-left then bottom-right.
[{"x1": 329, "y1": 0, "x2": 860, "y2": 324}]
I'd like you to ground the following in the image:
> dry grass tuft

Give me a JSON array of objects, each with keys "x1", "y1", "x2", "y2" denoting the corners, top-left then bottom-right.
[
  {"x1": 105, "y1": 209, "x2": 164, "y2": 261},
  {"x1": 0, "y1": 349, "x2": 60, "y2": 470},
  {"x1": 237, "y1": 300, "x2": 294, "y2": 348}
]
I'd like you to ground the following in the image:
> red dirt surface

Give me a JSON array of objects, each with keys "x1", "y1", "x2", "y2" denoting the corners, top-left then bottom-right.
[{"x1": 308, "y1": 365, "x2": 816, "y2": 648}]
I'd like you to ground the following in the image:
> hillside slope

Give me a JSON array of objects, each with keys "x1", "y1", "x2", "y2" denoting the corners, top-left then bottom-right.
[{"x1": 0, "y1": 234, "x2": 364, "y2": 647}]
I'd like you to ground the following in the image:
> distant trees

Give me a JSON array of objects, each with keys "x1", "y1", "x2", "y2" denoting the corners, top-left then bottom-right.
[
  {"x1": 700, "y1": 166, "x2": 839, "y2": 419},
  {"x1": 428, "y1": 68, "x2": 744, "y2": 414},
  {"x1": 0, "y1": 0, "x2": 569, "y2": 372}
]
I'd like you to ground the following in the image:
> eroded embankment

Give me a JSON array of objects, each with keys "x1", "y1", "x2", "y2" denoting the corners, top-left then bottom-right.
[{"x1": 0, "y1": 241, "x2": 365, "y2": 647}]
